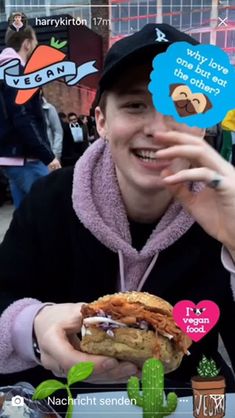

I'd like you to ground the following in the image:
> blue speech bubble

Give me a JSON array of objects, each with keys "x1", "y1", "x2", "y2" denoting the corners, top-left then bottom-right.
[{"x1": 148, "y1": 42, "x2": 235, "y2": 128}]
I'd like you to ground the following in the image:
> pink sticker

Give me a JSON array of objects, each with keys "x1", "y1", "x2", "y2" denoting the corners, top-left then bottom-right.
[{"x1": 173, "y1": 300, "x2": 220, "y2": 342}]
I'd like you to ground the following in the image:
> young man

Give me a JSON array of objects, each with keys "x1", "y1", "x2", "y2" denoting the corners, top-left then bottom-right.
[
  {"x1": 63, "y1": 112, "x2": 89, "y2": 162},
  {"x1": 9, "y1": 12, "x2": 25, "y2": 32},
  {"x1": 0, "y1": 24, "x2": 235, "y2": 394},
  {"x1": 0, "y1": 26, "x2": 61, "y2": 208},
  {"x1": 41, "y1": 94, "x2": 63, "y2": 161}
]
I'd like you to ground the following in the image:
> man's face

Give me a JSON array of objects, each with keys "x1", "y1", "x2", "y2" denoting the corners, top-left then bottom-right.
[
  {"x1": 69, "y1": 115, "x2": 78, "y2": 124},
  {"x1": 14, "y1": 15, "x2": 22, "y2": 24},
  {"x1": 96, "y1": 63, "x2": 204, "y2": 193}
]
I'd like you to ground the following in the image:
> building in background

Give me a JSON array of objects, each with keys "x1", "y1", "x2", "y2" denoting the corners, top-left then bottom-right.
[
  {"x1": 0, "y1": 0, "x2": 234, "y2": 114},
  {"x1": 0, "y1": 0, "x2": 110, "y2": 55},
  {"x1": 110, "y1": 0, "x2": 235, "y2": 64},
  {"x1": 1, "y1": 0, "x2": 91, "y2": 23},
  {"x1": 1, "y1": 0, "x2": 234, "y2": 65}
]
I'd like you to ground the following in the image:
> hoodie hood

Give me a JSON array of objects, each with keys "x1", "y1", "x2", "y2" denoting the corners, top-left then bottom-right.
[
  {"x1": 0, "y1": 47, "x2": 25, "y2": 66},
  {"x1": 72, "y1": 139, "x2": 201, "y2": 291}
]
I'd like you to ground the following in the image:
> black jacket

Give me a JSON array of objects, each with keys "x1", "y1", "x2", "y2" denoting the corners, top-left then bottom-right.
[
  {"x1": 0, "y1": 168, "x2": 235, "y2": 394},
  {"x1": 0, "y1": 76, "x2": 54, "y2": 165},
  {"x1": 61, "y1": 123, "x2": 89, "y2": 167}
]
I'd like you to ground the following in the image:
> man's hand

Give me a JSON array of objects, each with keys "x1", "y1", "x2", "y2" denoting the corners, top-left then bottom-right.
[
  {"x1": 154, "y1": 131, "x2": 235, "y2": 252},
  {"x1": 48, "y1": 158, "x2": 61, "y2": 171},
  {"x1": 34, "y1": 303, "x2": 138, "y2": 383}
]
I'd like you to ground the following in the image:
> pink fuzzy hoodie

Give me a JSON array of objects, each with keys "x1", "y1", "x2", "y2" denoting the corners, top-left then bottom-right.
[
  {"x1": 0, "y1": 47, "x2": 25, "y2": 66},
  {"x1": 0, "y1": 139, "x2": 234, "y2": 375}
]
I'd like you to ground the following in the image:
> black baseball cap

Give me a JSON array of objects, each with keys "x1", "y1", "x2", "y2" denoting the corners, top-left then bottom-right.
[{"x1": 95, "y1": 23, "x2": 199, "y2": 105}]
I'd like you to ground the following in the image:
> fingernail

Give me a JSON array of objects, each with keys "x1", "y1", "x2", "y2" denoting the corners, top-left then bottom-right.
[{"x1": 102, "y1": 359, "x2": 118, "y2": 370}]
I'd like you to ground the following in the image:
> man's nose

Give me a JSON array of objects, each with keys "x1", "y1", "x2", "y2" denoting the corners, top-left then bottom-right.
[{"x1": 143, "y1": 110, "x2": 170, "y2": 137}]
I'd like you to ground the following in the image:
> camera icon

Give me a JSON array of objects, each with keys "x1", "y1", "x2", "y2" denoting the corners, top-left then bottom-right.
[{"x1": 11, "y1": 395, "x2": 24, "y2": 406}]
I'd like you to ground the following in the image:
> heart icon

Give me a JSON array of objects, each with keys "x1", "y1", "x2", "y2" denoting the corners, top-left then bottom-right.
[{"x1": 173, "y1": 300, "x2": 220, "y2": 342}]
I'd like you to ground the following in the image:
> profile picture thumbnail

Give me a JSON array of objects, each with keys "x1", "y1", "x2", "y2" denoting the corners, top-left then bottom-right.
[{"x1": 8, "y1": 12, "x2": 27, "y2": 32}]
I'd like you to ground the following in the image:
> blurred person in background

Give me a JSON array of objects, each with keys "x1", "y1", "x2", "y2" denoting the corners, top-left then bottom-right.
[
  {"x1": 0, "y1": 26, "x2": 60, "y2": 208},
  {"x1": 221, "y1": 110, "x2": 235, "y2": 165},
  {"x1": 67, "y1": 112, "x2": 78, "y2": 125},
  {"x1": 41, "y1": 92, "x2": 63, "y2": 161},
  {"x1": 221, "y1": 109, "x2": 235, "y2": 166},
  {"x1": 65, "y1": 112, "x2": 89, "y2": 160},
  {"x1": 79, "y1": 114, "x2": 88, "y2": 125},
  {"x1": 61, "y1": 112, "x2": 80, "y2": 167},
  {"x1": 58, "y1": 112, "x2": 67, "y2": 127}
]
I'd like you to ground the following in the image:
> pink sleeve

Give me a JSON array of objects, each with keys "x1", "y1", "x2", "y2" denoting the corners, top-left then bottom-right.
[
  {"x1": 221, "y1": 246, "x2": 235, "y2": 274},
  {"x1": 221, "y1": 246, "x2": 235, "y2": 300},
  {"x1": 0, "y1": 299, "x2": 52, "y2": 373}
]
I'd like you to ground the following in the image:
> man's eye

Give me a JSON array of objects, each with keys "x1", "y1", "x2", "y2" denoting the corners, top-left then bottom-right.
[{"x1": 125, "y1": 102, "x2": 146, "y2": 110}]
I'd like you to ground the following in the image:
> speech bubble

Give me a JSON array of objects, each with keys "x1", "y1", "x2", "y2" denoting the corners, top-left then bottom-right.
[{"x1": 148, "y1": 42, "x2": 235, "y2": 128}]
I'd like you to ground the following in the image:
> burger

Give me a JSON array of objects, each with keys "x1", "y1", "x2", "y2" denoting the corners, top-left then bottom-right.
[{"x1": 80, "y1": 291, "x2": 191, "y2": 373}]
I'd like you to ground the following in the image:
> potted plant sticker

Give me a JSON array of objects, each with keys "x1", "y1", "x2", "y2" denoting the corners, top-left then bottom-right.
[
  {"x1": 127, "y1": 358, "x2": 178, "y2": 418},
  {"x1": 191, "y1": 355, "x2": 226, "y2": 418}
]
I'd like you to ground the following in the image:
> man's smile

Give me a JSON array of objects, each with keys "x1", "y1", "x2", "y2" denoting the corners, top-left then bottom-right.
[{"x1": 131, "y1": 148, "x2": 171, "y2": 169}]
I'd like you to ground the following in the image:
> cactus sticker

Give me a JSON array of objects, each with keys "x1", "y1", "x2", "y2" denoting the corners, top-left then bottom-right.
[
  {"x1": 197, "y1": 355, "x2": 220, "y2": 378},
  {"x1": 127, "y1": 358, "x2": 178, "y2": 418}
]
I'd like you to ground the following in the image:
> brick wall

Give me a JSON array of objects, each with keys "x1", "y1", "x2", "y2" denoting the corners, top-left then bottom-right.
[{"x1": 43, "y1": 80, "x2": 96, "y2": 116}]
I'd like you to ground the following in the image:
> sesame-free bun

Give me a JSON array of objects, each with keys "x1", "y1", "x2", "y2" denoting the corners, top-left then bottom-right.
[
  {"x1": 80, "y1": 291, "x2": 191, "y2": 373},
  {"x1": 80, "y1": 327, "x2": 185, "y2": 373}
]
